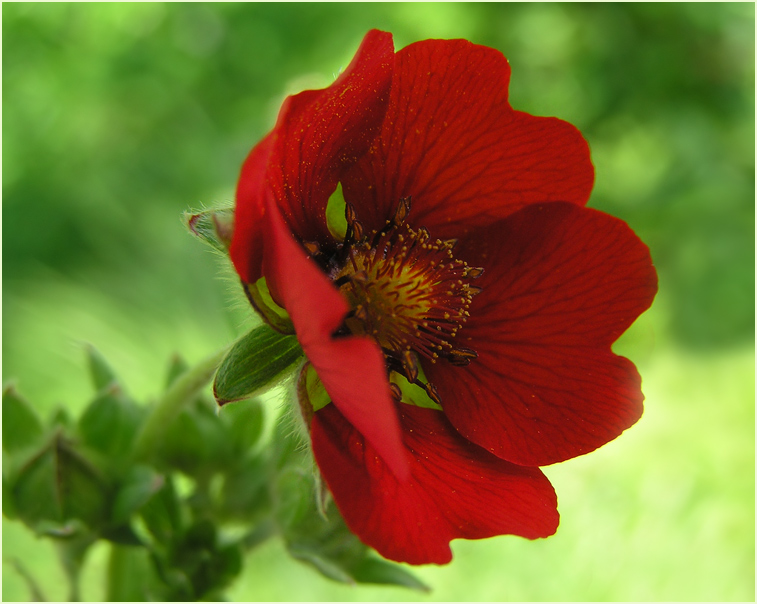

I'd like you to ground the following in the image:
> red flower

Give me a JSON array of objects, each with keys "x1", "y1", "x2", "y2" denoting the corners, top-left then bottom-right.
[{"x1": 230, "y1": 30, "x2": 658, "y2": 564}]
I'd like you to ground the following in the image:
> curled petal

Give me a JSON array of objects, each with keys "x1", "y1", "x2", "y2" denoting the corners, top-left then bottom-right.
[
  {"x1": 231, "y1": 29, "x2": 394, "y2": 284},
  {"x1": 262, "y1": 195, "x2": 408, "y2": 479},
  {"x1": 427, "y1": 202, "x2": 658, "y2": 466},
  {"x1": 343, "y1": 38, "x2": 593, "y2": 238},
  {"x1": 312, "y1": 402, "x2": 558, "y2": 565}
]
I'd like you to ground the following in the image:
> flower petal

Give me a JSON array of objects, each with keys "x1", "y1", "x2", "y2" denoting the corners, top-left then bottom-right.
[
  {"x1": 426, "y1": 202, "x2": 658, "y2": 466},
  {"x1": 311, "y1": 402, "x2": 558, "y2": 565},
  {"x1": 231, "y1": 29, "x2": 394, "y2": 284},
  {"x1": 343, "y1": 38, "x2": 594, "y2": 238},
  {"x1": 262, "y1": 195, "x2": 409, "y2": 479}
]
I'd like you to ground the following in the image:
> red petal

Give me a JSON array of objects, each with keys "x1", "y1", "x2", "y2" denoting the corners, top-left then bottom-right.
[
  {"x1": 311, "y1": 402, "x2": 558, "y2": 565},
  {"x1": 343, "y1": 38, "x2": 594, "y2": 239},
  {"x1": 231, "y1": 29, "x2": 394, "y2": 284},
  {"x1": 263, "y1": 196, "x2": 409, "y2": 479},
  {"x1": 426, "y1": 202, "x2": 658, "y2": 466}
]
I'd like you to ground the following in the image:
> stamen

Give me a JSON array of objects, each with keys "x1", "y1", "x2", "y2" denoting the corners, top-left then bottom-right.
[{"x1": 327, "y1": 199, "x2": 482, "y2": 399}]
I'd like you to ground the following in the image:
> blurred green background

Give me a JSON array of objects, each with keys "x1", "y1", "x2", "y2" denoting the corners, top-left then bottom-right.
[{"x1": 3, "y1": 2, "x2": 754, "y2": 601}]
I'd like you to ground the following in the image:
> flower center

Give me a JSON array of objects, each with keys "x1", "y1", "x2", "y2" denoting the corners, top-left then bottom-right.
[{"x1": 321, "y1": 197, "x2": 483, "y2": 403}]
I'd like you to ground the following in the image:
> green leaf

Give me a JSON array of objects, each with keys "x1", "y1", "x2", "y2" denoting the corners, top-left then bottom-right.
[
  {"x1": 185, "y1": 207, "x2": 234, "y2": 253},
  {"x1": 78, "y1": 387, "x2": 144, "y2": 466},
  {"x1": 2, "y1": 385, "x2": 45, "y2": 455},
  {"x1": 86, "y1": 344, "x2": 119, "y2": 392},
  {"x1": 12, "y1": 432, "x2": 110, "y2": 531},
  {"x1": 213, "y1": 324, "x2": 303, "y2": 404},
  {"x1": 351, "y1": 556, "x2": 429, "y2": 591},
  {"x1": 111, "y1": 466, "x2": 166, "y2": 525},
  {"x1": 139, "y1": 475, "x2": 182, "y2": 544},
  {"x1": 158, "y1": 402, "x2": 230, "y2": 476}
]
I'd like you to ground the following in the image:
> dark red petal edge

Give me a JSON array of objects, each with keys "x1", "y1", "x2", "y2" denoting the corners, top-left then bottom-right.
[
  {"x1": 231, "y1": 29, "x2": 394, "y2": 284},
  {"x1": 262, "y1": 194, "x2": 409, "y2": 479},
  {"x1": 311, "y1": 402, "x2": 558, "y2": 565},
  {"x1": 426, "y1": 202, "x2": 658, "y2": 466},
  {"x1": 343, "y1": 38, "x2": 594, "y2": 238}
]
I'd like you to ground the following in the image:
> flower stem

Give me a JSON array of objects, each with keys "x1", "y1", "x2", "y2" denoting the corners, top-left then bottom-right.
[{"x1": 132, "y1": 346, "x2": 230, "y2": 462}]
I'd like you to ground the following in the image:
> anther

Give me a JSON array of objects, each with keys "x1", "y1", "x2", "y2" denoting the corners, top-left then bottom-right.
[
  {"x1": 302, "y1": 240, "x2": 320, "y2": 256},
  {"x1": 424, "y1": 382, "x2": 442, "y2": 406},
  {"x1": 389, "y1": 382, "x2": 403, "y2": 402},
  {"x1": 401, "y1": 349, "x2": 420, "y2": 383},
  {"x1": 393, "y1": 196, "x2": 412, "y2": 226},
  {"x1": 447, "y1": 347, "x2": 478, "y2": 366}
]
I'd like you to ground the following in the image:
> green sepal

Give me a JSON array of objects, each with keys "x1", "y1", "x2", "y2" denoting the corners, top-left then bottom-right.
[
  {"x1": 12, "y1": 432, "x2": 110, "y2": 531},
  {"x1": 185, "y1": 207, "x2": 234, "y2": 253},
  {"x1": 213, "y1": 324, "x2": 303, "y2": 404},
  {"x1": 2, "y1": 385, "x2": 45, "y2": 455},
  {"x1": 86, "y1": 344, "x2": 119, "y2": 392},
  {"x1": 243, "y1": 278, "x2": 295, "y2": 334}
]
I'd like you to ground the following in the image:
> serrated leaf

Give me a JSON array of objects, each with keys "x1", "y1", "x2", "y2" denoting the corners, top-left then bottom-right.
[
  {"x1": 2, "y1": 385, "x2": 45, "y2": 455},
  {"x1": 213, "y1": 324, "x2": 303, "y2": 404},
  {"x1": 78, "y1": 388, "x2": 144, "y2": 466},
  {"x1": 86, "y1": 344, "x2": 119, "y2": 392}
]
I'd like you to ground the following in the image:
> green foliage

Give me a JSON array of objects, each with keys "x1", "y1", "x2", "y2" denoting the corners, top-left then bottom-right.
[
  {"x1": 3, "y1": 345, "x2": 425, "y2": 601},
  {"x1": 2, "y1": 386, "x2": 45, "y2": 455}
]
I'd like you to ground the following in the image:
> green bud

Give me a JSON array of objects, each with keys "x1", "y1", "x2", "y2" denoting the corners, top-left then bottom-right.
[
  {"x1": 12, "y1": 432, "x2": 109, "y2": 531},
  {"x1": 185, "y1": 207, "x2": 234, "y2": 253}
]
